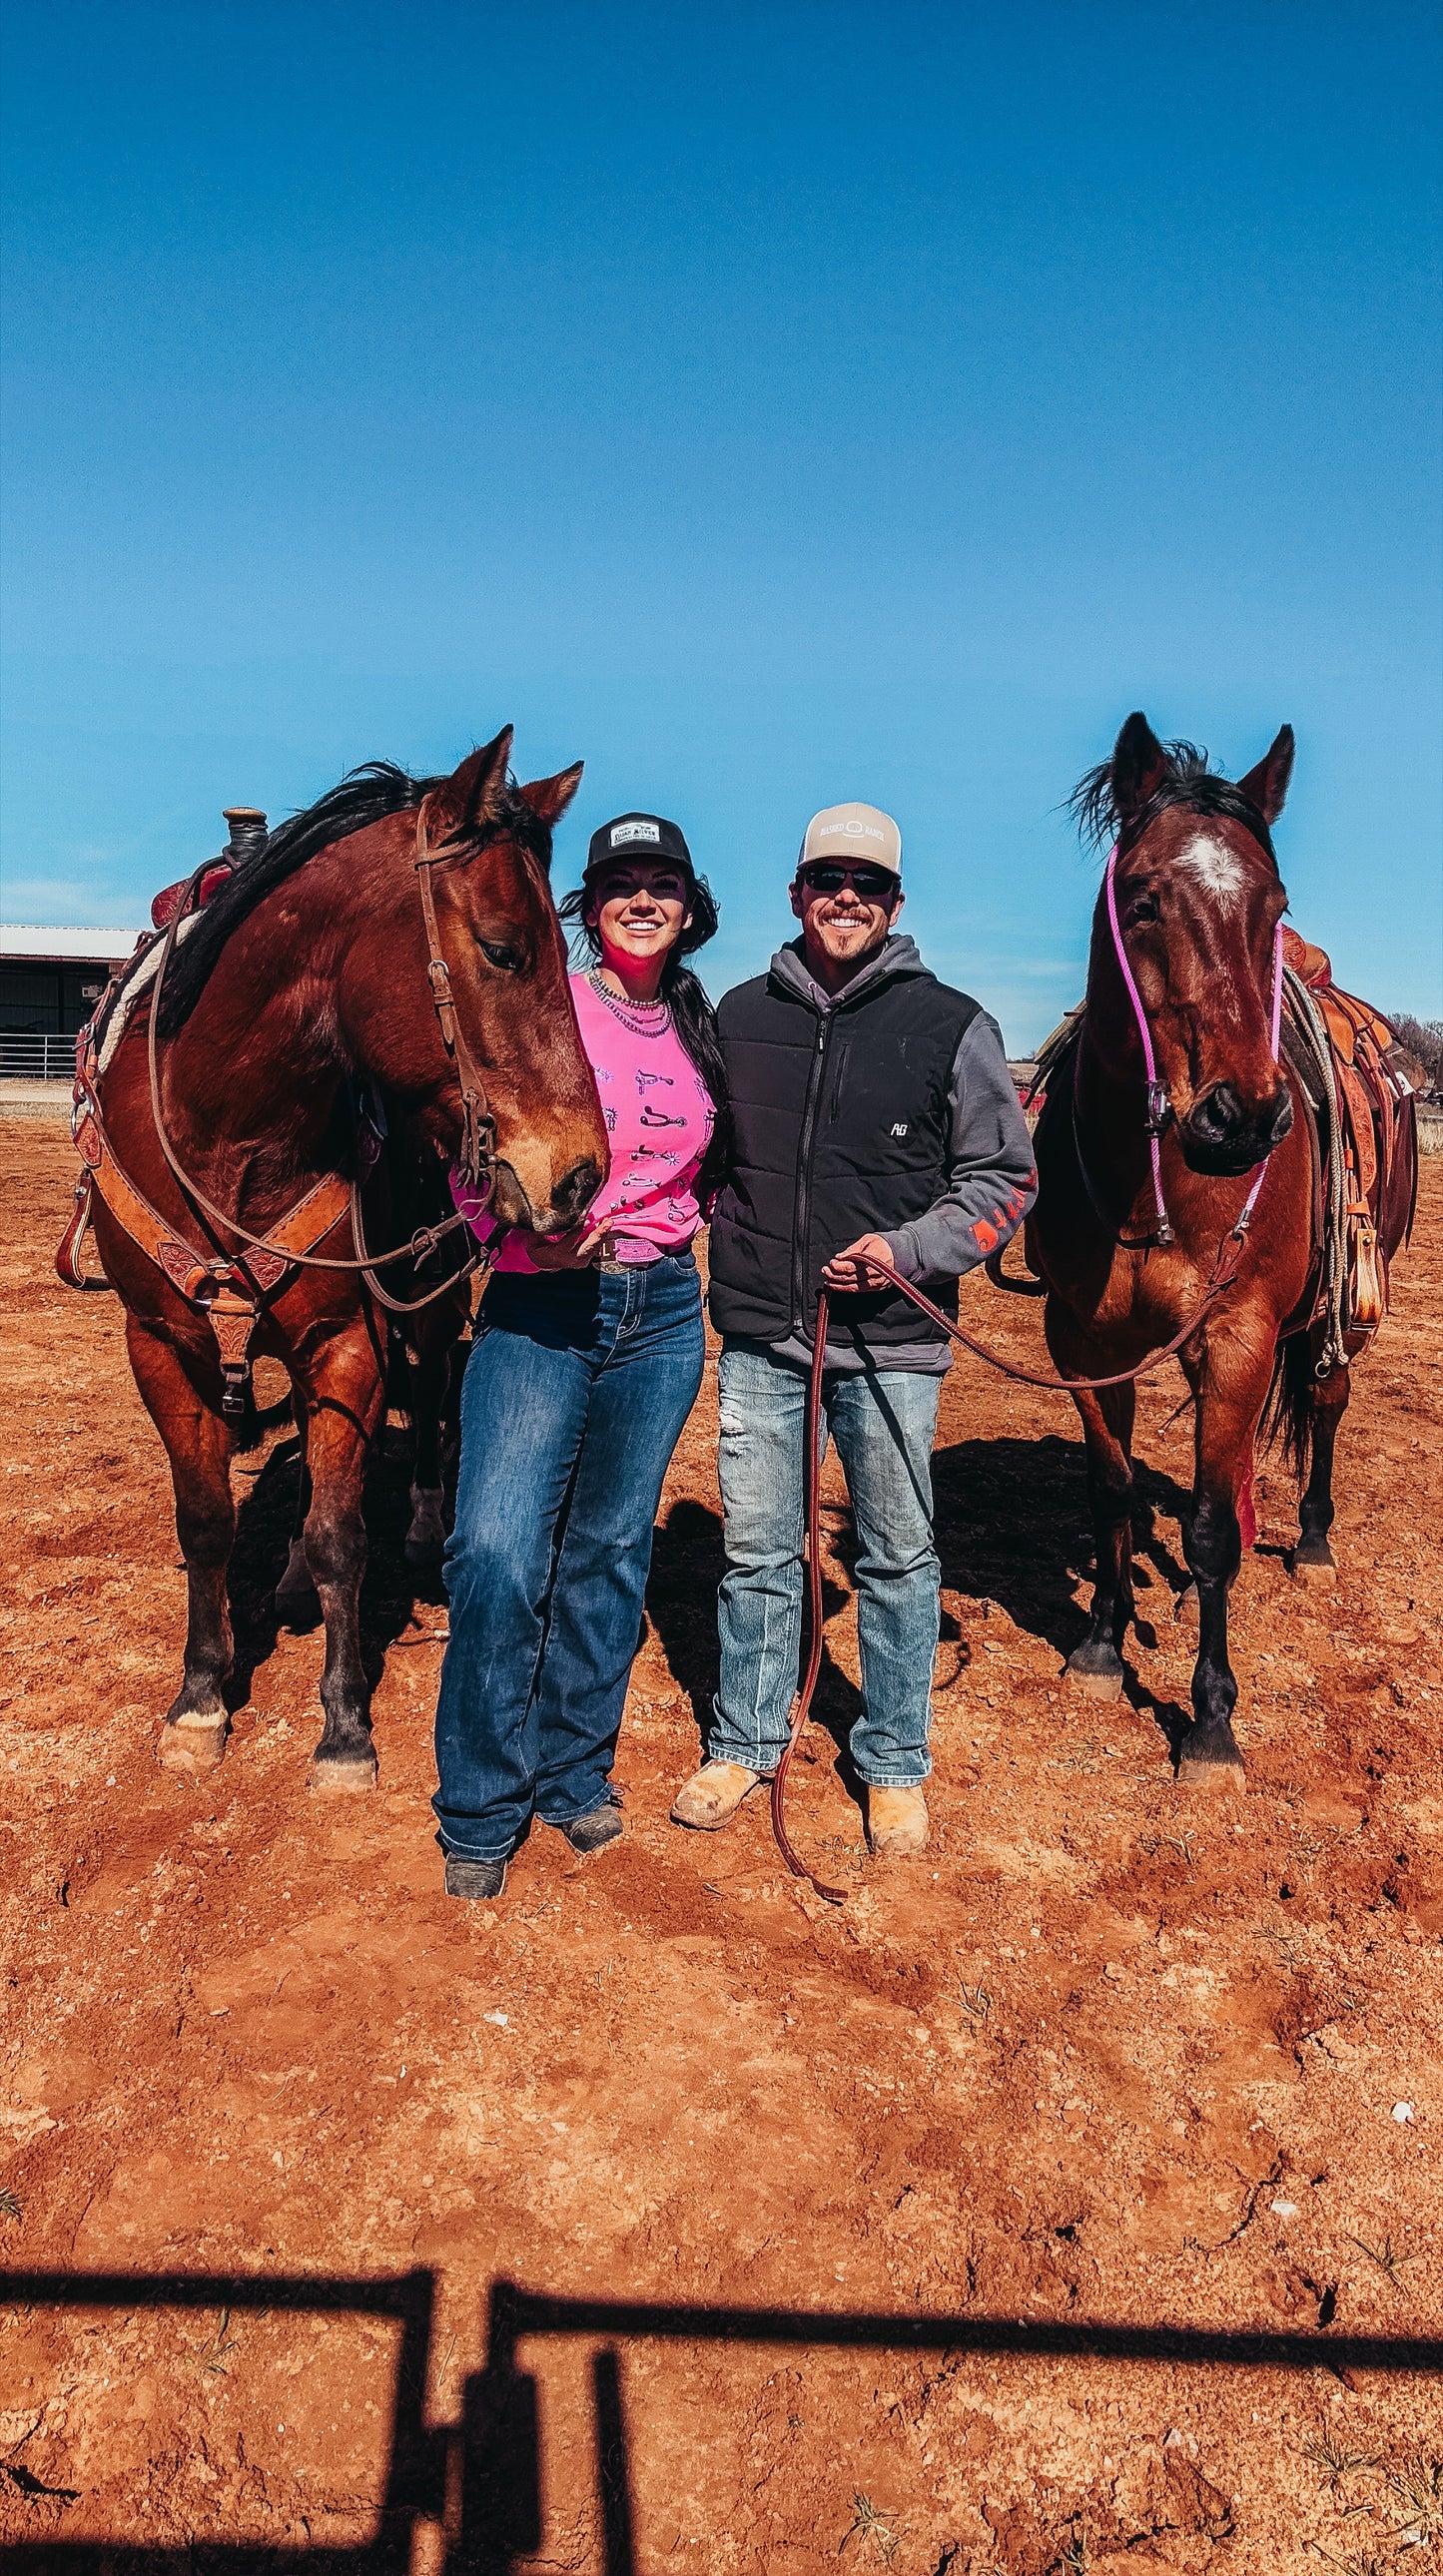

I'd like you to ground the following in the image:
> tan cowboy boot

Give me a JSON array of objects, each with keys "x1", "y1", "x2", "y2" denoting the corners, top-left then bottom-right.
[
  {"x1": 670, "y1": 1760, "x2": 764, "y2": 1831},
  {"x1": 866, "y1": 1785, "x2": 930, "y2": 1857}
]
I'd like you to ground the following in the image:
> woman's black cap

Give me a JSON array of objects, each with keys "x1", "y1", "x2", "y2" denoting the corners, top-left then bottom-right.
[{"x1": 584, "y1": 813, "x2": 695, "y2": 882}]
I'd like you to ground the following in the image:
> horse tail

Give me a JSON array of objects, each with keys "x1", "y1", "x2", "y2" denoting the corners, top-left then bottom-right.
[{"x1": 1260, "y1": 1329, "x2": 1314, "y2": 1486}]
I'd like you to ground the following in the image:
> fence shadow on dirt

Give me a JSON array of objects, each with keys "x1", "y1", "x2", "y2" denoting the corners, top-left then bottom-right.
[{"x1": 4, "y1": 2266, "x2": 1440, "y2": 2574}]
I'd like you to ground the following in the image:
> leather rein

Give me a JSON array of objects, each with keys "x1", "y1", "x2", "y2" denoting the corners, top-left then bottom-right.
[
  {"x1": 59, "y1": 797, "x2": 498, "y2": 1411},
  {"x1": 773, "y1": 1235, "x2": 1255, "y2": 1907}
]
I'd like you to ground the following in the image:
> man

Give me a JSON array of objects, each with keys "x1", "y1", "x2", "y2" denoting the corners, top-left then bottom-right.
[{"x1": 671, "y1": 801, "x2": 1037, "y2": 1857}]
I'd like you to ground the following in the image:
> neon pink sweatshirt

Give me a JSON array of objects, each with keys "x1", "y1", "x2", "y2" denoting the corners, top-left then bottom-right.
[{"x1": 452, "y1": 970, "x2": 716, "y2": 1270}]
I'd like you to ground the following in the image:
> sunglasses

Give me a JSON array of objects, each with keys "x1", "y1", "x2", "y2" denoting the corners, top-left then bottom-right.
[{"x1": 797, "y1": 862, "x2": 898, "y2": 903}]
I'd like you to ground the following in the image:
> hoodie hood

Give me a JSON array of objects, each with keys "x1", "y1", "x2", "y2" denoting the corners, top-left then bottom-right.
[{"x1": 767, "y1": 933, "x2": 933, "y2": 1011}]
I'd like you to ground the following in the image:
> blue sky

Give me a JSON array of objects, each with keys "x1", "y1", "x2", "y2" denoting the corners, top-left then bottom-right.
[{"x1": 3, "y1": 0, "x2": 1439, "y2": 1044}]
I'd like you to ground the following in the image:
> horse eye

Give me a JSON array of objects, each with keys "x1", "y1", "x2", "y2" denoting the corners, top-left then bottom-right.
[
  {"x1": 480, "y1": 941, "x2": 522, "y2": 972},
  {"x1": 1127, "y1": 893, "x2": 1160, "y2": 926}
]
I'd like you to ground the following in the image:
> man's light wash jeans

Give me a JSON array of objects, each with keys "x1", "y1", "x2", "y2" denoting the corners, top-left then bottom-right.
[{"x1": 710, "y1": 1343, "x2": 941, "y2": 1786}]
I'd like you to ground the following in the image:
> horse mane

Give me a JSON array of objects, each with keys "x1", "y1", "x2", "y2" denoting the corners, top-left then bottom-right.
[
  {"x1": 1068, "y1": 740, "x2": 1276, "y2": 865},
  {"x1": 156, "y1": 759, "x2": 551, "y2": 1038}
]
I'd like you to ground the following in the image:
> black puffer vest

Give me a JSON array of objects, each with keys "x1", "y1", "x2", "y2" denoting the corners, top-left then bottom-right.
[{"x1": 708, "y1": 942, "x2": 980, "y2": 1355}]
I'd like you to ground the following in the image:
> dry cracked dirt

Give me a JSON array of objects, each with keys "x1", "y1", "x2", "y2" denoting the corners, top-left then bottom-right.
[{"x1": 2, "y1": 1115, "x2": 1440, "y2": 2572}]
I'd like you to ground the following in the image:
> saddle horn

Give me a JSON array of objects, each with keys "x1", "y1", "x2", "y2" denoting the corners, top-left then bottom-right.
[{"x1": 223, "y1": 807, "x2": 268, "y2": 864}]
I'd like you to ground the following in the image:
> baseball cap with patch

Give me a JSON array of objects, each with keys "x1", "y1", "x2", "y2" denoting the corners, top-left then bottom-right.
[
  {"x1": 799, "y1": 801, "x2": 902, "y2": 877},
  {"x1": 585, "y1": 812, "x2": 695, "y2": 882}
]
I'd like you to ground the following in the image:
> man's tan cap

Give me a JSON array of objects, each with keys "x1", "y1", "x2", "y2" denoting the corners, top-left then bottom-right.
[{"x1": 800, "y1": 801, "x2": 902, "y2": 877}]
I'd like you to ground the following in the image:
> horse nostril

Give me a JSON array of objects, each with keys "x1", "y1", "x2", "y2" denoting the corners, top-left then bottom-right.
[
  {"x1": 553, "y1": 1157, "x2": 603, "y2": 1225},
  {"x1": 1190, "y1": 1082, "x2": 1242, "y2": 1142},
  {"x1": 1267, "y1": 1086, "x2": 1293, "y2": 1145}
]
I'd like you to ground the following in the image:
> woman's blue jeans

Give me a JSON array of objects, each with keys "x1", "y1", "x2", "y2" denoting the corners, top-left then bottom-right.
[
  {"x1": 433, "y1": 1255, "x2": 705, "y2": 1863},
  {"x1": 709, "y1": 1343, "x2": 942, "y2": 1787}
]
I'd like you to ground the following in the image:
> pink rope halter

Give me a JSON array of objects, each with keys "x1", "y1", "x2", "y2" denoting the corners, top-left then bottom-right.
[{"x1": 1102, "y1": 843, "x2": 1284, "y2": 1247}]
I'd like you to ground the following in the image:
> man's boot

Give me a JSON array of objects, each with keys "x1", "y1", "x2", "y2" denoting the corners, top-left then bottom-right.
[
  {"x1": 866, "y1": 1785, "x2": 929, "y2": 1857},
  {"x1": 670, "y1": 1760, "x2": 765, "y2": 1830}
]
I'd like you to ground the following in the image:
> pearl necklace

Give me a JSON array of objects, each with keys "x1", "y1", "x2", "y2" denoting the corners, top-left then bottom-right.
[{"x1": 586, "y1": 970, "x2": 672, "y2": 1035}]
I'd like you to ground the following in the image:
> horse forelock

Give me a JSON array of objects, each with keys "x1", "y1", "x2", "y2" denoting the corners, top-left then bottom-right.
[{"x1": 1070, "y1": 744, "x2": 1277, "y2": 870}]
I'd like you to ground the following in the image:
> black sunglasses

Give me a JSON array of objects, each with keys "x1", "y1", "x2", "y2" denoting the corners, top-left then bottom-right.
[{"x1": 797, "y1": 862, "x2": 898, "y2": 902}]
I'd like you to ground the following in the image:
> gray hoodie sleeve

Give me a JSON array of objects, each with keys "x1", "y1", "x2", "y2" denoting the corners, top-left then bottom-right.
[{"x1": 880, "y1": 1010, "x2": 1038, "y2": 1284}]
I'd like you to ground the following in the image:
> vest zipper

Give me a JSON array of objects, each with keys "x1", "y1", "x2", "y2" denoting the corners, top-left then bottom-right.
[{"x1": 791, "y1": 1011, "x2": 832, "y2": 1332}]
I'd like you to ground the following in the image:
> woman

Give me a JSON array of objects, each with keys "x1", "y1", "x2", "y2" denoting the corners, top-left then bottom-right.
[{"x1": 433, "y1": 812, "x2": 727, "y2": 1900}]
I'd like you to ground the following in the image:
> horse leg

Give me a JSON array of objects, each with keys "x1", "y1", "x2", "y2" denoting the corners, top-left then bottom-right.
[
  {"x1": 274, "y1": 1405, "x2": 319, "y2": 1620},
  {"x1": 293, "y1": 1331, "x2": 385, "y2": 1792},
  {"x1": 1177, "y1": 1348, "x2": 1273, "y2": 1790},
  {"x1": 1294, "y1": 1361, "x2": 1350, "y2": 1581},
  {"x1": 126, "y1": 1318, "x2": 235, "y2": 1772},
  {"x1": 1064, "y1": 1382, "x2": 1136, "y2": 1700}
]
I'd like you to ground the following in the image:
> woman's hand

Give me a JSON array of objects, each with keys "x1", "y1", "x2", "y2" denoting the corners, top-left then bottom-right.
[
  {"x1": 821, "y1": 1232, "x2": 896, "y2": 1293},
  {"x1": 525, "y1": 1219, "x2": 609, "y2": 1271}
]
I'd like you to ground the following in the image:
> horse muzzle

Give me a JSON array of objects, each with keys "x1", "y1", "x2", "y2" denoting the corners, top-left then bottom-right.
[
  {"x1": 491, "y1": 1154, "x2": 605, "y2": 1236},
  {"x1": 1180, "y1": 1079, "x2": 1293, "y2": 1176}
]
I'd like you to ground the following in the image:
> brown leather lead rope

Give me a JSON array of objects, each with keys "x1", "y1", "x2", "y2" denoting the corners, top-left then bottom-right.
[
  {"x1": 860, "y1": 1233, "x2": 1252, "y2": 1395},
  {"x1": 771, "y1": 1222, "x2": 1257, "y2": 1901},
  {"x1": 770, "y1": 1290, "x2": 848, "y2": 1906}
]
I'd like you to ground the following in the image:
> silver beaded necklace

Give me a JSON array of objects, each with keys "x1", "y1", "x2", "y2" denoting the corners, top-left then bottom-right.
[{"x1": 586, "y1": 969, "x2": 672, "y2": 1036}]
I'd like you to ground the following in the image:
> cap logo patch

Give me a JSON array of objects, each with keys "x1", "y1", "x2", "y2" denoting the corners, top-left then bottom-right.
[
  {"x1": 842, "y1": 819, "x2": 884, "y2": 841},
  {"x1": 610, "y1": 819, "x2": 661, "y2": 848}
]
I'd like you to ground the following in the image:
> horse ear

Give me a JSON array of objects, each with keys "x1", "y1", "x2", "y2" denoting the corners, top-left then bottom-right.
[
  {"x1": 518, "y1": 761, "x2": 584, "y2": 827},
  {"x1": 1110, "y1": 712, "x2": 1172, "y2": 827},
  {"x1": 428, "y1": 725, "x2": 514, "y2": 840},
  {"x1": 1236, "y1": 725, "x2": 1294, "y2": 825}
]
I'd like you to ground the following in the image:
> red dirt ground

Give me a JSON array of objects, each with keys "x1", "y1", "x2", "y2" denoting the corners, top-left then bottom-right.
[{"x1": 2, "y1": 1114, "x2": 1440, "y2": 2573}]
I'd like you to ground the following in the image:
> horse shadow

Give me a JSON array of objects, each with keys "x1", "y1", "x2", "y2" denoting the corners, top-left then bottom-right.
[
  {"x1": 225, "y1": 1428, "x2": 448, "y2": 1711},
  {"x1": 643, "y1": 1437, "x2": 1199, "y2": 1768},
  {"x1": 931, "y1": 1431, "x2": 1192, "y2": 1651}
]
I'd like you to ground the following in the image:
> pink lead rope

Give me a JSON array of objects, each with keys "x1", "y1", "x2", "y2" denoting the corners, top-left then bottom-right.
[{"x1": 1103, "y1": 844, "x2": 1284, "y2": 1246}]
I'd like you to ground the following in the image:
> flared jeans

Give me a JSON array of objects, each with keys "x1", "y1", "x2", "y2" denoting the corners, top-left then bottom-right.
[{"x1": 433, "y1": 1254, "x2": 705, "y2": 1862}]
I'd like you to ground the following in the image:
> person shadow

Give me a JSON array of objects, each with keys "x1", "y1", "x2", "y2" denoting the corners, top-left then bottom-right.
[{"x1": 645, "y1": 1497, "x2": 863, "y2": 1776}]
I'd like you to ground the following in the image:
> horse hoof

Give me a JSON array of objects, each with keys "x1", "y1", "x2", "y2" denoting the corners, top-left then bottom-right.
[
  {"x1": 1290, "y1": 1552, "x2": 1336, "y2": 1588},
  {"x1": 308, "y1": 1754, "x2": 377, "y2": 1797},
  {"x1": 158, "y1": 1718, "x2": 229, "y2": 1774},
  {"x1": 1065, "y1": 1651, "x2": 1125, "y2": 1702},
  {"x1": 405, "y1": 1486, "x2": 446, "y2": 1567},
  {"x1": 1176, "y1": 1750, "x2": 1246, "y2": 1795}
]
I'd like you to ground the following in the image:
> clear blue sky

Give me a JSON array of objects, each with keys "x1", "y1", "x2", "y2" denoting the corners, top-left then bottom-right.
[{"x1": 3, "y1": 0, "x2": 1439, "y2": 1044}]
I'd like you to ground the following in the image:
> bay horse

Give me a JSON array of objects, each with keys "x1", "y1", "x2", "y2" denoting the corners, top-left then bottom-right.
[
  {"x1": 76, "y1": 728, "x2": 607, "y2": 1791},
  {"x1": 1028, "y1": 712, "x2": 1410, "y2": 1789}
]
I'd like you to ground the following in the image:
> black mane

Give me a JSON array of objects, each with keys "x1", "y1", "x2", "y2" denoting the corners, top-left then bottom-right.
[
  {"x1": 156, "y1": 760, "x2": 550, "y2": 1037},
  {"x1": 1068, "y1": 740, "x2": 1276, "y2": 866}
]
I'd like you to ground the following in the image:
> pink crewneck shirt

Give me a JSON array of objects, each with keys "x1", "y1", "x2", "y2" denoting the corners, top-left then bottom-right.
[{"x1": 451, "y1": 969, "x2": 715, "y2": 1270}]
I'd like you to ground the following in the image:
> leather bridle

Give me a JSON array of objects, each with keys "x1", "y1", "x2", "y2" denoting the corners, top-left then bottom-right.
[{"x1": 61, "y1": 798, "x2": 507, "y2": 1407}]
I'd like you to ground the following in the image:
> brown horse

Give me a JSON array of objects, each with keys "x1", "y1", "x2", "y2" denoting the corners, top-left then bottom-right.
[
  {"x1": 1029, "y1": 713, "x2": 1413, "y2": 1788},
  {"x1": 82, "y1": 727, "x2": 607, "y2": 1791}
]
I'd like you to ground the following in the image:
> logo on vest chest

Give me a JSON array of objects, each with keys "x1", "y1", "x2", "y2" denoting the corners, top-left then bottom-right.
[{"x1": 890, "y1": 1122, "x2": 909, "y2": 1137}]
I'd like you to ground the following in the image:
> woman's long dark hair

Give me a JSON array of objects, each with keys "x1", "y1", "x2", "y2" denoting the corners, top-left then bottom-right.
[{"x1": 558, "y1": 870, "x2": 733, "y2": 1203}]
